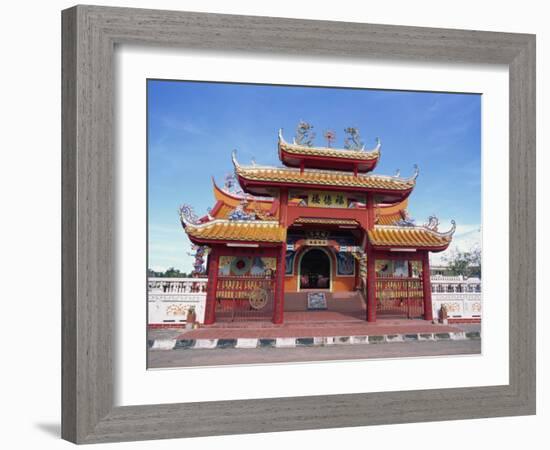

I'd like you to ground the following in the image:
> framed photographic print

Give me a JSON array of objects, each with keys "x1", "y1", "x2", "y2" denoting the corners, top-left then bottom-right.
[{"x1": 62, "y1": 5, "x2": 535, "y2": 444}]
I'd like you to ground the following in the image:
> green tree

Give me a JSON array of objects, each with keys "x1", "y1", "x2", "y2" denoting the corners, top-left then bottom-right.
[
  {"x1": 443, "y1": 247, "x2": 481, "y2": 278},
  {"x1": 164, "y1": 267, "x2": 184, "y2": 278},
  {"x1": 147, "y1": 267, "x2": 189, "y2": 278}
]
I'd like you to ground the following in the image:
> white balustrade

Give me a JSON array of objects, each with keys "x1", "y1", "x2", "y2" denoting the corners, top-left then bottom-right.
[
  {"x1": 431, "y1": 275, "x2": 482, "y2": 320},
  {"x1": 148, "y1": 278, "x2": 207, "y2": 325}
]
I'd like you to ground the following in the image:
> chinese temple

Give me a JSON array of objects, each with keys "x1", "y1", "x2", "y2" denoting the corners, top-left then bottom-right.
[{"x1": 179, "y1": 124, "x2": 455, "y2": 324}]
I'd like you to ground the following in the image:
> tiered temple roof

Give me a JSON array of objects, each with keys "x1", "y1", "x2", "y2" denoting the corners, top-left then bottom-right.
[
  {"x1": 278, "y1": 129, "x2": 380, "y2": 172},
  {"x1": 180, "y1": 127, "x2": 455, "y2": 252}
]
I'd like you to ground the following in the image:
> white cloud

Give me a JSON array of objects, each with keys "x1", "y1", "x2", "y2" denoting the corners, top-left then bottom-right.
[{"x1": 161, "y1": 117, "x2": 203, "y2": 135}]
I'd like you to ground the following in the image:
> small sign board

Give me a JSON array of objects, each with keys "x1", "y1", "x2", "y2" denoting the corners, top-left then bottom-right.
[
  {"x1": 305, "y1": 239, "x2": 328, "y2": 246},
  {"x1": 307, "y1": 191, "x2": 347, "y2": 208},
  {"x1": 307, "y1": 292, "x2": 328, "y2": 310}
]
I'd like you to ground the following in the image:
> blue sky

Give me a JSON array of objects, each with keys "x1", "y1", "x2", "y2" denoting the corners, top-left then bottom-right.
[{"x1": 148, "y1": 80, "x2": 481, "y2": 272}]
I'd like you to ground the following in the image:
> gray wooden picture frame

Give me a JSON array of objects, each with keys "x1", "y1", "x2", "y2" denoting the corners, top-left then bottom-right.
[{"x1": 62, "y1": 5, "x2": 536, "y2": 444}]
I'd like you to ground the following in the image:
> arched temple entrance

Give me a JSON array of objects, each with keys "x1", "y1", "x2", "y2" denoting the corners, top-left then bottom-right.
[{"x1": 298, "y1": 247, "x2": 332, "y2": 290}]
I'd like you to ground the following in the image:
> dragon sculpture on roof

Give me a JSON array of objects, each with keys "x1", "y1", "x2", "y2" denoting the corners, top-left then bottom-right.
[
  {"x1": 343, "y1": 127, "x2": 364, "y2": 150},
  {"x1": 294, "y1": 120, "x2": 316, "y2": 147}
]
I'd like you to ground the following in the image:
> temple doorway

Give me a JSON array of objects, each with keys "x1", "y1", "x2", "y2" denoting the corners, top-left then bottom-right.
[{"x1": 299, "y1": 248, "x2": 331, "y2": 290}]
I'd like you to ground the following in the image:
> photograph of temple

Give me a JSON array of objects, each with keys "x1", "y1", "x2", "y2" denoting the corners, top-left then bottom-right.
[{"x1": 147, "y1": 80, "x2": 481, "y2": 368}]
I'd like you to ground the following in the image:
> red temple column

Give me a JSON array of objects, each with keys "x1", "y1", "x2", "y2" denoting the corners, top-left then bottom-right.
[
  {"x1": 366, "y1": 246, "x2": 376, "y2": 322},
  {"x1": 279, "y1": 188, "x2": 289, "y2": 226},
  {"x1": 203, "y1": 247, "x2": 219, "y2": 325},
  {"x1": 422, "y1": 251, "x2": 433, "y2": 321},
  {"x1": 365, "y1": 192, "x2": 375, "y2": 229},
  {"x1": 273, "y1": 243, "x2": 286, "y2": 324}
]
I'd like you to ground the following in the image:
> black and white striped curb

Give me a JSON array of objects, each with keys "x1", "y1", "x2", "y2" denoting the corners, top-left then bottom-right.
[{"x1": 148, "y1": 331, "x2": 480, "y2": 351}]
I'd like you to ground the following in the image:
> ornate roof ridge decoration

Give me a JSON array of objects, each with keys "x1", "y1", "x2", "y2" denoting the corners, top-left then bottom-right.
[
  {"x1": 407, "y1": 164, "x2": 420, "y2": 182},
  {"x1": 343, "y1": 127, "x2": 364, "y2": 150},
  {"x1": 278, "y1": 129, "x2": 381, "y2": 160},
  {"x1": 294, "y1": 121, "x2": 316, "y2": 147},
  {"x1": 394, "y1": 214, "x2": 416, "y2": 227},
  {"x1": 227, "y1": 199, "x2": 256, "y2": 221},
  {"x1": 232, "y1": 150, "x2": 418, "y2": 189},
  {"x1": 222, "y1": 172, "x2": 244, "y2": 196},
  {"x1": 179, "y1": 204, "x2": 201, "y2": 227},
  {"x1": 436, "y1": 219, "x2": 457, "y2": 238},
  {"x1": 423, "y1": 215, "x2": 440, "y2": 231}
]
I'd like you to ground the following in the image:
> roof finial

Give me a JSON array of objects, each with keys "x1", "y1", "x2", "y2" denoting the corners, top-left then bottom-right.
[
  {"x1": 395, "y1": 214, "x2": 416, "y2": 227},
  {"x1": 323, "y1": 129, "x2": 336, "y2": 148},
  {"x1": 440, "y1": 219, "x2": 457, "y2": 237},
  {"x1": 363, "y1": 137, "x2": 381, "y2": 153},
  {"x1": 344, "y1": 127, "x2": 364, "y2": 150},
  {"x1": 221, "y1": 172, "x2": 244, "y2": 195},
  {"x1": 231, "y1": 149, "x2": 240, "y2": 170},
  {"x1": 178, "y1": 204, "x2": 200, "y2": 227},
  {"x1": 423, "y1": 215, "x2": 440, "y2": 231},
  {"x1": 278, "y1": 128, "x2": 287, "y2": 145},
  {"x1": 405, "y1": 164, "x2": 419, "y2": 182},
  {"x1": 294, "y1": 121, "x2": 315, "y2": 146}
]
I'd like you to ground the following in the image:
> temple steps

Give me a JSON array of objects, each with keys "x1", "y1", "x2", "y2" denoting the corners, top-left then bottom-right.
[{"x1": 284, "y1": 291, "x2": 366, "y2": 313}]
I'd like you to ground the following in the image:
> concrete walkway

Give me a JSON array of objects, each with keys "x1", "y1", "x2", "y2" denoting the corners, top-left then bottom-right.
[{"x1": 148, "y1": 339, "x2": 481, "y2": 368}]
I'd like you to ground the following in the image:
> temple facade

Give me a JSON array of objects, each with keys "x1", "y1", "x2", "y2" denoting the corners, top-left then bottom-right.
[{"x1": 180, "y1": 126, "x2": 455, "y2": 324}]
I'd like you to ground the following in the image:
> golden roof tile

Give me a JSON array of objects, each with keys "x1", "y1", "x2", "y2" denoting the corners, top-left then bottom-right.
[
  {"x1": 368, "y1": 223, "x2": 455, "y2": 250},
  {"x1": 376, "y1": 212, "x2": 404, "y2": 225},
  {"x1": 184, "y1": 220, "x2": 286, "y2": 243}
]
